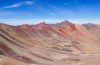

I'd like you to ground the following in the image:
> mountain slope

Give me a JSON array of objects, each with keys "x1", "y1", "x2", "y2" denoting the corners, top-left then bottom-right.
[
  {"x1": 0, "y1": 55, "x2": 29, "y2": 65},
  {"x1": 0, "y1": 21, "x2": 100, "y2": 65}
]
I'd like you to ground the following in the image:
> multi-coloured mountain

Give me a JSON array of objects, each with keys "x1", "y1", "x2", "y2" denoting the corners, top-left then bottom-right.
[{"x1": 0, "y1": 20, "x2": 100, "y2": 65}]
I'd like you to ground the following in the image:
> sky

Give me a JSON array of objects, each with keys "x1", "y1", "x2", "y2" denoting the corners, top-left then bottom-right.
[{"x1": 0, "y1": 0, "x2": 100, "y2": 25}]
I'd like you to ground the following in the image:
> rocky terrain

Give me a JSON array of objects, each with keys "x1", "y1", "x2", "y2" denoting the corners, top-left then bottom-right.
[{"x1": 0, "y1": 20, "x2": 100, "y2": 65}]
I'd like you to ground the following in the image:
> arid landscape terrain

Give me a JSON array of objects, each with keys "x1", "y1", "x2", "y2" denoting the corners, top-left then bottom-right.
[{"x1": 0, "y1": 20, "x2": 100, "y2": 65}]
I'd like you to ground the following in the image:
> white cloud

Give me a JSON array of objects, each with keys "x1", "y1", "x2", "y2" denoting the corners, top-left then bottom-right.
[
  {"x1": 2, "y1": 1, "x2": 33, "y2": 8},
  {"x1": 3, "y1": 3, "x2": 22, "y2": 8}
]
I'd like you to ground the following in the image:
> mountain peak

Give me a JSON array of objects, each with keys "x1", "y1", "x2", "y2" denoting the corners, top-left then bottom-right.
[
  {"x1": 38, "y1": 21, "x2": 46, "y2": 25},
  {"x1": 41, "y1": 21, "x2": 46, "y2": 24},
  {"x1": 61, "y1": 20, "x2": 73, "y2": 24},
  {"x1": 37, "y1": 21, "x2": 48, "y2": 27},
  {"x1": 36, "y1": 22, "x2": 52, "y2": 31}
]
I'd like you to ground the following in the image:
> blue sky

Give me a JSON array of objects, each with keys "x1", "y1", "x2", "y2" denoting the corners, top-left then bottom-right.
[{"x1": 0, "y1": 0, "x2": 100, "y2": 25}]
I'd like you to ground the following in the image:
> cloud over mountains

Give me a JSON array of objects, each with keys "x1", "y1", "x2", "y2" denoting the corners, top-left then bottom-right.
[{"x1": 2, "y1": 1, "x2": 33, "y2": 8}]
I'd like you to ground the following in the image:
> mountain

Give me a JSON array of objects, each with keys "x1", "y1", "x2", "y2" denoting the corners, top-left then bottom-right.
[
  {"x1": 36, "y1": 22, "x2": 52, "y2": 31},
  {"x1": 0, "y1": 21, "x2": 100, "y2": 65},
  {"x1": 49, "y1": 20, "x2": 73, "y2": 27},
  {"x1": 18, "y1": 22, "x2": 52, "y2": 31},
  {"x1": 18, "y1": 24, "x2": 37, "y2": 30}
]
